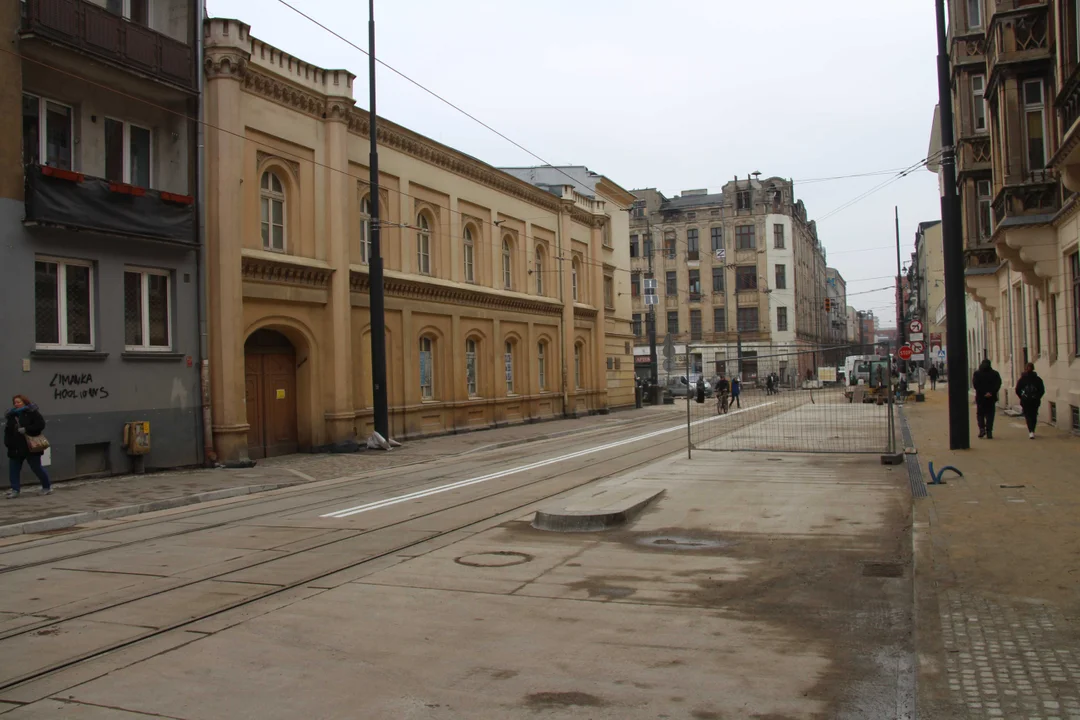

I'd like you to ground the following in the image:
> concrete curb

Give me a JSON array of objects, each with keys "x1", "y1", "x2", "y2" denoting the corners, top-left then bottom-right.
[
  {"x1": 532, "y1": 488, "x2": 665, "y2": 533},
  {"x1": 0, "y1": 482, "x2": 299, "y2": 538}
]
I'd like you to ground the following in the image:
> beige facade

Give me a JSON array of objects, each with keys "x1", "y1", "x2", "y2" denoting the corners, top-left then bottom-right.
[
  {"x1": 203, "y1": 19, "x2": 634, "y2": 463},
  {"x1": 914, "y1": 220, "x2": 946, "y2": 340},
  {"x1": 936, "y1": 0, "x2": 1080, "y2": 431}
]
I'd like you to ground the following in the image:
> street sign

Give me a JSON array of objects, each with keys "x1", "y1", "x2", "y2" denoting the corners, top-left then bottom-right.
[
  {"x1": 898, "y1": 345, "x2": 913, "y2": 361},
  {"x1": 663, "y1": 333, "x2": 675, "y2": 359},
  {"x1": 662, "y1": 358, "x2": 674, "y2": 373},
  {"x1": 909, "y1": 332, "x2": 924, "y2": 342},
  {"x1": 910, "y1": 341, "x2": 925, "y2": 355},
  {"x1": 644, "y1": 295, "x2": 658, "y2": 305},
  {"x1": 715, "y1": 249, "x2": 726, "y2": 261},
  {"x1": 937, "y1": 349, "x2": 946, "y2": 361},
  {"x1": 908, "y1": 319, "x2": 923, "y2": 334}
]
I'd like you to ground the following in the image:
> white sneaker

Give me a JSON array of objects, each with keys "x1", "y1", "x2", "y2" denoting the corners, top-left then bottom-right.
[
  {"x1": 1029, "y1": 432, "x2": 1035, "y2": 439},
  {"x1": 5, "y1": 490, "x2": 19, "y2": 499},
  {"x1": 39, "y1": 487, "x2": 52, "y2": 496}
]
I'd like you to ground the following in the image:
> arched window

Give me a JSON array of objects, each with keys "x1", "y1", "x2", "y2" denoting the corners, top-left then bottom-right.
[
  {"x1": 260, "y1": 171, "x2": 285, "y2": 251},
  {"x1": 359, "y1": 194, "x2": 372, "y2": 264},
  {"x1": 502, "y1": 237, "x2": 513, "y2": 290},
  {"x1": 465, "y1": 337, "x2": 478, "y2": 396},
  {"x1": 417, "y1": 213, "x2": 432, "y2": 275},
  {"x1": 571, "y1": 257, "x2": 581, "y2": 302},
  {"x1": 463, "y1": 226, "x2": 475, "y2": 283},
  {"x1": 419, "y1": 336, "x2": 434, "y2": 399},
  {"x1": 574, "y1": 343, "x2": 583, "y2": 389},
  {"x1": 504, "y1": 340, "x2": 515, "y2": 394},
  {"x1": 534, "y1": 246, "x2": 544, "y2": 296},
  {"x1": 537, "y1": 341, "x2": 547, "y2": 391}
]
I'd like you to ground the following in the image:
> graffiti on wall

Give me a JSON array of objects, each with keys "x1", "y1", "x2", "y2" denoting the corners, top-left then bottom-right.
[{"x1": 49, "y1": 373, "x2": 110, "y2": 401}]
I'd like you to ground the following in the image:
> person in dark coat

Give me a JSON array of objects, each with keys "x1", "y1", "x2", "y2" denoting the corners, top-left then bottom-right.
[
  {"x1": 5, "y1": 395, "x2": 52, "y2": 499},
  {"x1": 971, "y1": 359, "x2": 1002, "y2": 439},
  {"x1": 1015, "y1": 363, "x2": 1046, "y2": 439},
  {"x1": 928, "y1": 365, "x2": 939, "y2": 390},
  {"x1": 731, "y1": 376, "x2": 741, "y2": 409}
]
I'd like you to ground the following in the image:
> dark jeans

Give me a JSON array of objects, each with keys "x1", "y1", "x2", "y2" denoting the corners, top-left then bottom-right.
[
  {"x1": 976, "y1": 399, "x2": 996, "y2": 433},
  {"x1": 732, "y1": 394, "x2": 741, "y2": 408},
  {"x1": 1022, "y1": 402, "x2": 1040, "y2": 433},
  {"x1": 930, "y1": 378, "x2": 937, "y2": 390},
  {"x1": 9, "y1": 454, "x2": 51, "y2": 493}
]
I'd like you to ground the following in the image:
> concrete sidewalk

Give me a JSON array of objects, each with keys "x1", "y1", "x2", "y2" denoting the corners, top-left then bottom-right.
[
  {"x1": 0, "y1": 406, "x2": 682, "y2": 533},
  {"x1": 907, "y1": 388, "x2": 1080, "y2": 720}
]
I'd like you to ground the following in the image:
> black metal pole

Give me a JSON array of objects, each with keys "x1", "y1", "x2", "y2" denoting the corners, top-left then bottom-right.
[
  {"x1": 896, "y1": 206, "x2": 905, "y2": 354},
  {"x1": 368, "y1": 0, "x2": 389, "y2": 440},
  {"x1": 935, "y1": 0, "x2": 970, "y2": 449},
  {"x1": 647, "y1": 218, "x2": 658, "y2": 386}
]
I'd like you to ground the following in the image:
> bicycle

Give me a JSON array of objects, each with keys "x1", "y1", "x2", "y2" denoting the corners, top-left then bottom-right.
[{"x1": 716, "y1": 392, "x2": 729, "y2": 415}]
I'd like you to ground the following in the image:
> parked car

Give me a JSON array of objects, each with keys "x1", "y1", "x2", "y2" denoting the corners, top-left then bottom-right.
[{"x1": 666, "y1": 375, "x2": 713, "y2": 398}]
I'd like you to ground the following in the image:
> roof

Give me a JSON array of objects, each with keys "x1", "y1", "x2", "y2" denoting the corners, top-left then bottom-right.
[
  {"x1": 500, "y1": 166, "x2": 637, "y2": 208},
  {"x1": 663, "y1": 192, "x2": 726, "y2": 210}
]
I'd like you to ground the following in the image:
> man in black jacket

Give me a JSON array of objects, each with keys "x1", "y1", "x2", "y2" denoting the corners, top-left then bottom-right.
[
  {"x1": 1015, "y1": 363, "x2": 1046, "y2": 439},
  {"x1": 971, "y1": 359, "x2": 1002, "y2": 439}
]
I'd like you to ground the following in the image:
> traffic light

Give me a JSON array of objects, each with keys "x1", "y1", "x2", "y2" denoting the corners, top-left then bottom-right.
[{"x1": 823, "y1": 298, "x2": 832, "y2": 312}]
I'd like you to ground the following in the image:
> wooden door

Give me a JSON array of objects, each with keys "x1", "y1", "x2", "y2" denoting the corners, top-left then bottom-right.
[
  {"x1": 245, "y1": 355, "x2": 264, "y2": 460},
  {"x1": 262, "y1": 352, "x2": 298, "y2": 457}
]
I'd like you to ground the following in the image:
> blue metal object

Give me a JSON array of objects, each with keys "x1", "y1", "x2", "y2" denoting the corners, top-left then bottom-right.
[{"x1": 928, "y1": 461, "x2": 963, "y2": 485}]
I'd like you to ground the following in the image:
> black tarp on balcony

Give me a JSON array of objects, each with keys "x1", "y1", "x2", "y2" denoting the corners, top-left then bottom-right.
[{"x1": 25, "y1": 165, "x2": 195, "y2": 245}]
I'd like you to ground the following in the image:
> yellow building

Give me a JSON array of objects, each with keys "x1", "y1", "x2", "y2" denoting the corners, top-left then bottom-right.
[{"x1": 203, "y1": 18, "x2": 635, "y2": 462}]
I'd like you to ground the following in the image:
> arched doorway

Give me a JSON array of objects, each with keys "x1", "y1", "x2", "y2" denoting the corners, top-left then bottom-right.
[{"x1": 245, "y1": 329, "x2": 298, "y2": 459}]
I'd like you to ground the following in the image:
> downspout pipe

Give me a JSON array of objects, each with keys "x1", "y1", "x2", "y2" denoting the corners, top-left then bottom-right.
[{"x1": 195, "y1": 1, "x2": 215, "y2": 465}]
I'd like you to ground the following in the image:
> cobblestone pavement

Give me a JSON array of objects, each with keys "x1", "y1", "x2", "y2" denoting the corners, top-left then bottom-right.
[
  {"x1": 0, "y1": 405, "x2": 684, "y2": 529},
  {"x1": 906, "y1": 389, "x2": 1080, "y2": 720}
]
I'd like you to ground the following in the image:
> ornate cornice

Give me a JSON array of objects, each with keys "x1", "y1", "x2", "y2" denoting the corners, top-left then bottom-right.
[
  {"x1": 325, "y1": 96, "x2": 354, "y2": 124},
  {"x1": 204, "y1": 50, "x2": 248, "y2": 81},
  {"x1": 574, "y1": 305, "x2": 598, "y2": 318},
  {"x1": 241, "y1": 68, "x2": 326, "y2": 118},
  {"x1": 242, "y1": 254, "x2": 333, "y2": 288},
  {"x1": 350, "y1": 271, "x2": 562, "y2": 316}
]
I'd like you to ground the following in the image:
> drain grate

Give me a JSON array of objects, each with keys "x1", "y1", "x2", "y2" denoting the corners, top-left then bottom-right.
[
  {"x1": 863, "y1": 562, "x2": 905, "y2": 578},
  {"x1": 899, "y1": 409, "x2": 927, "y2": 498}
]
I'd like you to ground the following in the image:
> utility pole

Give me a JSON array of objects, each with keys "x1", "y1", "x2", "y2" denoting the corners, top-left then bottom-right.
[
  {"x1": 935, "y1": 0, "x2": 970, "y2": 449},
  {"x1": 645, "y1": 213, "x2": 658, "y2": 387},
  {"x1": 895, "y1": 206, "x2": 904, "y2": 357},
  {"x1": 367, "y1": 0, "x2": 390, "y2": 442}
]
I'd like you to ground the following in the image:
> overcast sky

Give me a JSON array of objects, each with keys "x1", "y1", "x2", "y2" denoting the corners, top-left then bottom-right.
[{"x1": 210, "y1": 0, "x2": 943, "y2": 328}]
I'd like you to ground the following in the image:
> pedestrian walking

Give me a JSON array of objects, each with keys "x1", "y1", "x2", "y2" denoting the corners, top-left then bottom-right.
[
  {"x1": 5, "y1": 395, "x2": 52, "y2": 499},
  {"x1": 765, "y1": 374, "x2": 775, "y2": 396},
  {"x1": 928, "y1": 365, "x2": 939, "y2": 390},
  {"x1": 731, "y1": 376, "x2": 741, "y2": 409},
  {"x1": 1015, "y1": 363, "x2": 1046, "y2": 439},
  {"x1": 971, "y1": 359, "x2": 1002, "y2": 439},
  {"x1": 715, "y1": 374, "x2": 730, "y2": 414}
]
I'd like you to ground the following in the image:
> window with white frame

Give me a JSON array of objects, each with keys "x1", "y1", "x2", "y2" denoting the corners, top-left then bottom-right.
[
  {"x1": 106, "y1": 0, "x2": 149, "y2": 25},
  {"x1": 463, "y1": 226, "x2": 476, "y2": 283},
  {"x1": 967, "y1": 0, "x2": 982, "y2": 29},
  {"x1": 35, "y1": 258, "x2": 93, "y2": 349},
  {"x1": 22, "y1": 93, "x2": 72, "y2": 170},
  {"x1": 124, "y1": 268, "x2": 170, "y2": 350},
  {"x1": 535, "y1": 247, "x2": 544, "y2": 295},
  {"x1": 574, "y1": 343, "x2": 583, "y2": 389},
  {"x1": 1023, "y1": 79, "x2": 1047, "y2": 171},
  {"x1": 972, "y1": 75, "x2": 987, "y2": 133},
  {"x1": 572, "y1": 258, "x2": 581, "y2": 301},
  {"x1": 502, "y1": 237, "x2": 513, "y2": 289},
  {"x1": 419, "y1": 336, "x2": 434, "y2": 399},
  {"x1": 465, "y1": 338, "x2": 478, "y2": 396},
  {"x1": 504, "y1": 341, "x2": 515, "y2": 394},
  {"x1": 260, "y1": 171, "x2": 285, "y2": 251},
  {"x1": 417, "y1": 214, "x2": 432, "y2": 275},
  {"x1": 537, "y1": 341, "x2": 547, "y2": 391},
  {"x1": 359, "y1": 194, "x2": 372, "y2": 264},
  {"x1": 104, "y1": 118, "x2": 151, "y2": 187},
  {"x1": 977, "y1": 179, "x2": 993, "y2": 239}
]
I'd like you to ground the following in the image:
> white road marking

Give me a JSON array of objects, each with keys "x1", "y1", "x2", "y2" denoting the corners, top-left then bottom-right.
[
  {"x1": 286, "y1": 468, "x2": 317, "y2": 482},
  {"x1": 320, "y1": 402, "x2": 774, "y2": 519}
]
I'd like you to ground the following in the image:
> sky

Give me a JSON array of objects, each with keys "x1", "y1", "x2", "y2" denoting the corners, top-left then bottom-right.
[{"x1": 209, "y1": 0, "x2": 944, "y2": 328}]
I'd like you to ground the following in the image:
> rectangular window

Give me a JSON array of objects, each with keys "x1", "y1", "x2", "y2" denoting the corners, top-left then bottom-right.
[
  {"x1": 666, "y1": 271, "x2": 678, "y2": 297},
  {"x1": 774, "y1": 264, "x2": 787, "y2": 290},
  {"x1": 1073, "y1": 405, "x2": 1080, "y2": 432},
  {"x1": 664, "y1": 232, "x2": 676, "y2": 259},
  {"x1": 1033, "y1": 299, "x2": 1041, "y2": 357},
  {"x1": 737, "y1": 307, "x2": 759, "y2": 333},
  {"x1": 714, "y1": 307, "x2": 727, "y2": 333},
  {"x1": 1049, "y1": 401, "x2": 1057, "y2": 425},
  {"x1": 1072, "y1": 252, "x2": 1080, "y2": 356},
  {"x1": 688, "y1": 270, "x2": 701, "y2": 299},
  {"x1": 776, "y1": 306, "x2": 788, "y2": 331},
  {"x1": 736, "y1": 265, "x2": 757, "y2": 291},
  {"x1": 735, "y1": 225, "x2": 756, "y2": 250},
  {"x1": 22, "y1": 93, "x2": 72, "y2": 170},
  {"x1": 631, "y1": 272, "x2": 641, "y2": 297},
  {"x1": 1050, "y1": 293, "x2": 1059, "y2": 360},
  {"x1": 604, "y1": 275, "x2": 615, "y2": 309},
  {"x1": 712, "y1": 266, "x2": 724, "y2": 293},
  {"x1": 465, "y1": 342, "x2": 477, "y2": 397},
  {"x1": 505, "y1": 342, "x2": 514, "y2": 394},
  {"x1": 736, "y1": 189, "x2": 751, "y2": 210},
  {"x1": 419, "y1": 338, "x2": 434, "y2": 400},
  {"x1": 632, "y1": 314, "x2": 643, "y2": 337},
  {"x1": 977, "y1": 179, "x2": 993, "y2": 239},
  {"x1": 35, "y1": 258, "x2": 93, "y2": 349},
  {"x1": 643, "y1": 233, "x2": 653, "y2": 257},
  {"x1": 690, "y1": 309, "x2": 702, "y2": 341},
  {"x1": 629, "y1": 234, "x2": 639, "y2": 258},
  {"x1": 1023, "y1": 79, "x2": 1046, "y2": 171},
  {"x1": 538, "y1": 343, "x2": 547, "y2": 391},
  {"x1": 124, "y1": 268, "x2": 170, "y2": 350},
  {"x1": 104, "y1": 118, "x2": 152, "y2": 187},
  {"x1": 773, "y1": 223, "x2": 785, "y2": 249},
  {"x1": 967, "y1": 0, "x2": 982, "y2": 29},
  {"x1": 107, "y1": 0, "x2": 149, "y2": 24},
  {"x1": 710, "y1": 227, "x2": 723, "y2": 252},
  {"x1": 972, "y1": 75, "x2": 987, "y2": 133},
  {"x1": 687, "y1": 228, "x2": 699, "y2": 260},
  {"x1": 667, "y1": 311, "x2": 680, "y2": 335}
]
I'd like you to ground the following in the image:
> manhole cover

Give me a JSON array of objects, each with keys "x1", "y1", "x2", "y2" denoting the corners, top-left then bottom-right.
[
  {"x1": 862, "y1": 562, "x2": 904, "y2": 578},
  {"x1": 454, "y1": 551, "x2": 533, "y2": 568},
  {"x1": 636, "y1": 536, "x2": 732, "y2": 551}
]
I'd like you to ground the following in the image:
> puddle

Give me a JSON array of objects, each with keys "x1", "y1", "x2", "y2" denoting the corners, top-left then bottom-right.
[{"x1": 636, "y1": 536, "x2": 733, "y2": 551}]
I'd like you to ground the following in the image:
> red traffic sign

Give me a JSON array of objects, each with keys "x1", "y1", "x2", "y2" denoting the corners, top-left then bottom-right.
[
  {"x1": 910, "y1": 341, "x2": 925, "y2": 354},
  {"x1": 897, "y1": 345, "x2": 913, "y2": 361},
  {"x1": 908, "y1": 319, "x2": 923, "y2": 334}
]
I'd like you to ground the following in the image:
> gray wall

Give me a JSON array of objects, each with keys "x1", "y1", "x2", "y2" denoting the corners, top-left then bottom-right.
[{"x1": 1, "y1": 199, "x2": 202, "y2": 484}]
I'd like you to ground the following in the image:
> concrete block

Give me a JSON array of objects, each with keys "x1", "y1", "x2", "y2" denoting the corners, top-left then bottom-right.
[{"x1": 533, "y1": 488, "x2": 664, "y2": 532}]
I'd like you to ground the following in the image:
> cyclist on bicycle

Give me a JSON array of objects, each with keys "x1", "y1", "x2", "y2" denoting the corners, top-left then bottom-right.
[{"x1": 714, "y1": 373, "x2": 730, "y2": 414}]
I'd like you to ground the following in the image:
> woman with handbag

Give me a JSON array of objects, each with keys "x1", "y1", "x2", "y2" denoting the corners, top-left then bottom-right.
[{"x1": 5, "y1": 395, "x2": 52, "y2": 498}]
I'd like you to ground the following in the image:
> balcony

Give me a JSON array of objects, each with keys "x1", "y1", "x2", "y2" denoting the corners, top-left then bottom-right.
[
  {"x1": 24, "y1": 164, "x2": 195, "y2": 244},
  {"x1": 1053, "y1": 61, "x2": 1080, "y2": 191},
  {"x1": 21, "y1": 0, "x2": 195, "y2": 92},
  {"x1": 689, "y1": 292, "x2": 702, "y2": 303},
  {"x1": 986, "y1": 5, "x2": 1051, "y2": 87},
  {"x1": 991, "y1": 169, "x2": 1059, "y2": 285},
  {"x1": 957, "y1": 136, "x2": 992, "y2": 175}
]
